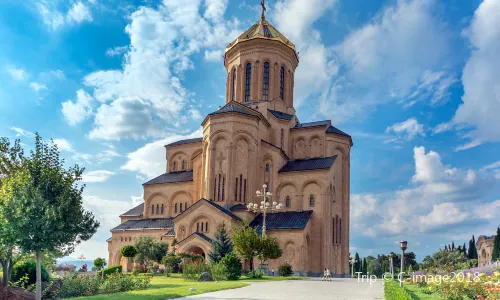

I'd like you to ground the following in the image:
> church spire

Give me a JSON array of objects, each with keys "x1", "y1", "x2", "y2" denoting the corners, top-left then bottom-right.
[{"x1": 261, "y1": 0, "x2": 267, "y2": 19}]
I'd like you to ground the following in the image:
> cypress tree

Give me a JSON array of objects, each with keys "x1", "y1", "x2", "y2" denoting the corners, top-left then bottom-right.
[
  {"x1": 468, "y1": 237, "x2": 474, "y2": 259},
  {"x1": 463, "y1": 243, "x2": 467, "y2": 257},
  {"x1": 492, "y1": 227, "x2": 500, "y2": 262},
  {"x1": 445, "y1": 245, "x2": 448, "y2": 251},
  {"x1": 362, "y1": 258, "x2": 367, "y2": 275},
  {"x1": 452, "y1": 241, "x2": 455, "y2": 251},
  {"x1": 354, "y1": 252, "x2": 361, "y2": 273},
  {"x1": 473, "y1": 235, "x2": 478, "y2": 259},
  {"x1": 208, "y1": 222, "x2": 233, "y2": 263}
]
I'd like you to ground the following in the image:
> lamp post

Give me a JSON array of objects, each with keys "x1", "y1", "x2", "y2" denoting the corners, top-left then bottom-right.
[
  {"x1": 399, "y1": 241, "x2": 408, "y2": 287},
  {"x1": 247, "y1": 184, "x2": 282, "y2": 236},
  {"x1": 389, "y1": 252, "x2": 396, "y2": 278},
  {"x1": 78, "y1": 254, "x2": 86, "y2": 270}
]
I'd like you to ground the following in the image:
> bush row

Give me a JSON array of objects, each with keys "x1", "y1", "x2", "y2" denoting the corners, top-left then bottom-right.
[{"x1": 384, "y1": 280, "x2": 413, "y2": 300}]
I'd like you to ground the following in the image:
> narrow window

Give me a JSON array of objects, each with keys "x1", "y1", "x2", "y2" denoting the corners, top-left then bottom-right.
[
  {"x1": 175, "y1": 203, "x2": 178, "y2": 214},
  {"x1": 121, "y1": 237, "x2": 123, "y2": 242},
  {"x1": 280, "y1": 67, "x2": 285, "y2": 100},
  {"x1": 309, "y1": 194, "x2": 315, "y2": 207},
  {"x1": 339, "y1": 217, "x2": 342, "y2": 244},
  {"x1": 239, "y1": 174, "x2": 243, "y2": 202},
  {"x1": 151, "y1": 205, "x2": 154, "y2": 214},
  {"x1": 161, "y1": 204, "x2": 164, "y2": 214},
  {"x1": 333, "y1": 218, "x2": 335, "y2": 244},
  {"x1": 263, "y1": 62, "x2": 269, "y2": 101},
  {"x1": 213, "y1": 177, "x2": 217, "y2": 201},
  {"x1": 180, "y1": 203, "x2": 183, "y2": 213},
  {"x1": 243, "y1": 179, "x2": 247, "y2": 202},
  {"x1": 201, "y1": 222, "x2": 204, "y2": 232},
  {"x1": 232, "y1": 69, "x2": 237, "y2": 101},
  {"x1": 280, "y1": 129, "x2": 284, "y2": 149},
  {"x1": 245, "y1": 63, "x2": 252, "y2": 101},
  {"x1": 235, "y1": 177, "x2": 239, "y2": 201},
  {"x1": 173, "y1": 161, "x2": 177, "y2": 171},
  {"x1": 218, "y1": 174, "x2": 221, "y2": 201},
  {"x1": 181, "y1": 160, "x2": 185, "y2": 170},
  {"x1": 185, "y1": 202, "x2": 188, "y2": 210},
  {"x1": 206, "y1": 222, "x2": 209, "y2": 232},
  {"x1": 197, "y1": 223, "x2": 199, "y2": 232},
  {"x1": 286, "y1": 196, "x2": 290, "y2": 208},
  {"x1": 156, "y1": 204, "x2": 159, "y2": 215},
  {"x1": 222, "y1": 176, "x2": 225, "y2": 201},
  {"x1": 265, "y1": 163, "x2": 269, "y2": 172}
]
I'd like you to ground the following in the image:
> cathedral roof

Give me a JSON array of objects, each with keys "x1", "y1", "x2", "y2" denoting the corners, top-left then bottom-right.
[
  {"x1": 177, "y1": 232, "x2": 212, "y2": 245},
  {"x1": 163, "y1": 228, "x2": 175, "y2": 237},
  {"x1": 326, "y1": 126, "x2": 351, "y2": 138},
  {"x1": 226, "y1": 16, "x2": 295, "y2": 52},
  {"x1": 250, "y1": 210, "x2": 313, "y2": 234},
  {"x1": 279, "y1": 156, "x2": 337, "y2": 173},
  {"x1": 173, "y1": 198, "x2": 242, "y2": 222},
  {"x1": 120, "y1": 203, "x2": 144, "y2": 217},
  {"x1": 230, "y1": 203, "x2": 248, "y2": 211},
  {"x1": 166, "y1": 137, "x2": 202, "y2": 147},
  {"x1": 143, "y1": 170, "x2": 193, "y2": 186},
  {"x1": 293, "y1": 120, "x2": 331, "y2": 129},
  {"x1": 208, "y1": 102, "x2": 260, "y2": 118},
  {"x1": 268, "y1": 109, "x2": 294, "y2": 121},
  {"x1": 111, "y1": 218, "x2": 174, "y2": 232}
]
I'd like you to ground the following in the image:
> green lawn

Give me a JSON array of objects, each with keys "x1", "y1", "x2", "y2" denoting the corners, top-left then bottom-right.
[
  {"x1": 71, "y1": 274, "x2": 303, "y2": 300},
  {"x1": 404, "y1": 284, "x2": 441, "y2": 300}
]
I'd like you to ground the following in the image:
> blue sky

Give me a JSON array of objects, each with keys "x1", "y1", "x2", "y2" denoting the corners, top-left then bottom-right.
[{"x1": 1, "y1": 0, "x2": 499, "y2": 261}]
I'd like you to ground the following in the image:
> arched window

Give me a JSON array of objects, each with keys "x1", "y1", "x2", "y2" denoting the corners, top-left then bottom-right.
[
  {"x1": 245, "y1": 63, "x2": 252, "y2": 101},
  {"x1": 265, "y1": 163, "x2": 270, "y2": 172},
  {"x1": 286, "y1": 196, "x2": 291, "y2": 208},
  {"x1": 201, "y1": 222, "x2": 204, "y2": 232},
  {"x1": 205, "y1": 222, "x2": 209, "y2": 232},
  {"x1": 173, "y1": 161, "x2": 177, "y2": 171},
  {"x1": 151, "y1": 205, "x2": 154, "y2": 214},
  {"x1": 156, "y1": 204, "x2": 159, "y2": 214},
  {"x1": 185, "y1": 202, "x2": 188, "y2": 210},
  {"x1": 161, "y1": 204, "x2": 164, "y2": 214},
  {"x1": 280, "y1": 67, "x2": 285, "y2": 100},
  {"x1": 263, "y1": 62, "x2": 269, "y2": 101},
  {"x1": 231, "y1": 68, "x2": 237, "y2": 101},
  {"x1": 280, "y1": 128, "x2": 284, "y2": 149},
  {"x1": 196, "y1": 223, "x2": 199, "y2": 232},
  {"x1": 181, "y1": 160, "x2": 185, "y2": 170},
  {"x1": 175, "y1": 203, "x2": 178, "y2": 214},
  {"x1": 309, "y1": 194, "x2": 315, "y2": 207}
]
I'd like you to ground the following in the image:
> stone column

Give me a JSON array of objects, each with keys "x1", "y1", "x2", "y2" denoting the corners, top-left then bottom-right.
[
  {"x1": 206, "y1": 145, "x2": 216, "y2": 201},
  {"x1": 227, "y1": 141, "x2": 236, "y2": 205},
  {"x1": 290, "y1": 72, "x2": 295, "y2": 107},
  {"x1": 273, "y1": 63, "x2": 280, "y2": 100},
  {"x1": 286, "y1": 70, "x2": 292, "y2": 107}
]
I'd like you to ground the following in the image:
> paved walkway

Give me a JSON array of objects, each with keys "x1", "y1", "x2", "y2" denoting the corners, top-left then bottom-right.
[{"x1": 175, "y1": 278, "x2": 384, "y2": 300}]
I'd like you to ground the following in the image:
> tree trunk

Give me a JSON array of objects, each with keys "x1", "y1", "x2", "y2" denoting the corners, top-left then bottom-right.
[
  {"x1": 1, "y1": 260, "x2": 8, "y2": 286},
  {"x1": 36, "y1": 249, "x2": 41, "y2": 300}
]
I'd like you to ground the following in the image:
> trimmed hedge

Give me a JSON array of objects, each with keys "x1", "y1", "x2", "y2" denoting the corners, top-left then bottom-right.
[
  {"x1": 98, "y1": 265, "x2": 122, "y2": 276},
  {"x1": 384, "y1": 280, "x2": 412, "y2": 300}
]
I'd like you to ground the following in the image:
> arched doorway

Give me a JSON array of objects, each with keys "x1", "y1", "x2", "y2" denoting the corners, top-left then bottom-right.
[{"x1": 186, "y1": 245, "x2": 206, "y2": 260}]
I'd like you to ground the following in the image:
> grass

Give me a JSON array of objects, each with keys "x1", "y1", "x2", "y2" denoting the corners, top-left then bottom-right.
[
  {"x1": 70, "y1": 273, "x2": 303, "y2": 299},
  {"x1": 404, "y1": 284, "x2": 441, "y2": 300}
]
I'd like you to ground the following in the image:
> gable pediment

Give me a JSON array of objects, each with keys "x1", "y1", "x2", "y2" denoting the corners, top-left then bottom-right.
[{"x1": 173, "y1": 198, "x2": 242, "y2": 223}]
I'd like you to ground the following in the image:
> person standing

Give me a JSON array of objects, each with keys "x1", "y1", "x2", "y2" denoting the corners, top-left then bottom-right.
[{"x1": 326, "y1": 268, "x2": 331, "y2": 281}]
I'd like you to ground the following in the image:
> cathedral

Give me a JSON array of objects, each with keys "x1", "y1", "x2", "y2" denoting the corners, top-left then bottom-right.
[{"x1": 108, "y1": 11, "x2": 352, "y2": 277}]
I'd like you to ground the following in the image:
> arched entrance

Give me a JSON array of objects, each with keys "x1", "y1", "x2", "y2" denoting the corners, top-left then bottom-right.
[{"x1": 186, "y1": 245, "x2": 206, "y2": 260}]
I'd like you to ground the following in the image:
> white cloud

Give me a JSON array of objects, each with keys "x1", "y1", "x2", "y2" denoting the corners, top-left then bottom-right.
[
  {"x1": 386, "y1": 118, "x2": 425, "y2": 140},
  {"x1": 121, "y1": 129, "x2": 203, "y2": 178},
  {"x1": 61, "y1": 89, "x2": 93, "y2": 126},
  {"x1": 321, "y1": 0, "x2": 452, "y2": 123},
  {"x1": 82, "y1": 170, "x2": 115, "y2": 183},
  {"x1": 52, "y1": 138, "x2": 74, "y2": 152},
  {"x1": 454, "y1": 139, "x2": 483, "y2": 152},
  {"x1": 105, "y1": 46, "x2": 128, "y2": 57},
  {"x1": 67, "y1": 2, "x2": 92, "y2": 23},
  {"x1": 204, "y1": 0, "x2": 228, "y2": 21},
  {"x1": 450, "y1": 0, "x2": 500, "y2": 143},
  {"x1": 36, "y1": 2, "x2": 65, "y2": 30},
  {"x1": 10, "y1": 127, "x2": 35, "y2": 139},
  {"x1": 29, "y1": 82, "x2": 48, "y2": 92},
  {"x1": 419, "y1": 202, "x2": 469, "y2": 232},
  {"x1": 6, "y1": 66, "x2": 27, "y2": 81},
  {"x1": 204, "y1": 49, "x2": 223, "y2": 62}
]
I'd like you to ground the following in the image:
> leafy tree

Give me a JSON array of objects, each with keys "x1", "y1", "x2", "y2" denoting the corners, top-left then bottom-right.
[
  {"x1": 452, "y1": 241, "x2": 455, "y2": 251},
  {"x1": 171, "y1": 238, "x2": 178, "y2": 255},
  {"x1": 11, "y1": 260, "x2": 49, "y2": 286},
  {"x1": 492, "y1": 227, "x2": 500, "y2": 262},
  {"x1": 134, "y1": 236, "x2": 169, "y2": 268},
  {"x1": 121, "y1": 245, "x2": 138, "y2": 260},
  {"x1": 220, "y1": 253, "x2": 242, "y2": 280},
  {"x1": 422, "y1": 249, "x2": 467, "y2": 268},
  {"x1": 367, "y1": 259, "x2": 382, "y2": 277},
  {"x1": 162, "y1": 254, "x2": 181, "y2": 277},
  {"x1": 232, "y1": 221, "x2": 260, "y2": 271},
  {"x1": 0, "y1": 135, "x2": 99, "y2": 299},
  {"x1": 0, "y1": 137, "x2": 25, "y2": 286},
  {"x1": 362, "y1": 258, "x2": 367, "y2": 275},
  {"x1": 208, "y1": 222, "x2": 233, "y2": 264},
  {"x1": 353, "y1": 252, "x2": 361, "y2": 274},
  {"x1": 93, "y1": 258, "x2": 106, "y2": 270},
  {"x1": 256, "y1": 235, "x2": 282, "y2": 272}
]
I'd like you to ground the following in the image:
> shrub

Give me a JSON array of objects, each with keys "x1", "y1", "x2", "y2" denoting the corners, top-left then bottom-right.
[
  {"x1": 247, "y1": 270, "x2": 264, "y2": 279},
  {"x1": 98, "y1": 265, "x2": 122, "y2": 277},
  {"x1": 93, "y1": 258, "x2": 107, "y2": 270},
  {"x1": 182, "y1": 263, "x2": 198, "y2": 281},
  {"x1": 278, "y1": 262, "x2": 293, "y2": 277},
  {"x1": 384, "y1": 280, "x2": 412, "y2": 300},
  {"x1": 220, "y1": 254, "x2": 242, "y2": 280},
  {"x1": 11, "y1": 260, "x2": 50, "y2": 286},
  {"x1": 210, "y1": 262, "x2": 227, "y2": 281},
  {"x1": 121, "y1": 245, "x2": 138, "y2": 258},
  {"x1": 99, "y1": 273, "x2": 151, "y2": 294}
]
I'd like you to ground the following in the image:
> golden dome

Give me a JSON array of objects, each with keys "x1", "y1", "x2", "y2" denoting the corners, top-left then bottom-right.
[{"x1": 225, "y1": 16, "x2": 296, "y2": 52}]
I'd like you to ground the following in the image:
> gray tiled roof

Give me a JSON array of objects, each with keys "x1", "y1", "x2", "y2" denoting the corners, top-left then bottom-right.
[
  {"x1": 250, "y1": 210, "x2": 313, "y2": 234},
  {"x1": 326, "y1": 126, "x2": 350, "y2": 137},
  {"x1": 178, "y1": 232, "x2": 212, "y2": 244},
  {"x1": 230, "y1": 204, "x2": 248, "y2": 211},
  {"x1": 279, "y1": 156, "x2": 337, "y2": 173},
  {"x1": 111, "y1": 218, "x2": 174, "y2": 232},
  {"x1": 175, "y1": 198, "x2": 242, "y2": 221},
  {"x1": 294, "y1": 120, "x2": 331, "y2": 129},
  {"x1": 166, "y1": 137, "x2": 203, "y2": 147},
  {"x1": 163, "y1": 228, "x2": 175, "y2": 237},
  {"x1": 120, "y1": 203, "x2": 144, "y2": 217},
  {"x1": 143, "y1": 170, "x2": 193, "y2": 185},
  {"x1": 268, "y1": 109, "x2": 294, "y2": 121},
  {"x1": 209, "y1": 103, "x2": 260, "y2": 118}
]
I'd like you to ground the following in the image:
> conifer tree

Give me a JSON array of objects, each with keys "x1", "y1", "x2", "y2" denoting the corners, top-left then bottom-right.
[
  {"x1": 452, "y1": 241, "x2": 455, "y2": 251},
  {"x1": 468, "y1": 236, "x2": 474, "y2": 259},
  {"x1": 473, "y1": 235, "x2": 478, "y2": 259},
  {"x1": 208, "y1": 222, "x2": 233, "y2": 263},
  {"x1": 492, "y1": 227, "x2": 500, "y2": 262},
  {"x1": 445, "y1": 245, "x2": 448, "y2": 251},
  {"x1": 463, "y1": 243, "x2": 467, "y2": 257},
  {"x1": 362, "y1": 258, "x2": 367, "y2": 275},
  {"x1": 354, "y1": 252, "x2": 361, "y2": 273}
]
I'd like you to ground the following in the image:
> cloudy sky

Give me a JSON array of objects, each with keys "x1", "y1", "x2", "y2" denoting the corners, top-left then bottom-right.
[{"x1": 1, "y1": 0, "x2": 499, "y2": 261}]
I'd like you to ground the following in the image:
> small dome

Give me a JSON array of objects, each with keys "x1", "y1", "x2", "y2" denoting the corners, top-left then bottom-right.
[{"x1": 225, "y1": 16, "x2": 296, "y2": 52}]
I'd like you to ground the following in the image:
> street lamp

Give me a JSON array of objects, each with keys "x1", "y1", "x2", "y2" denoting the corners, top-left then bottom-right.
[
  {"x1": 399, "y1": 241, "x2": 408, "y2": 287},
  {"x1": 389, "y1": 252, "x2": 396, "y2": 278},
  {"x1": 78, "y1": 254, "x2": 86, "y2": 270},
  {"x1": 247, "y1": 184, "x2": 282, "y2": 236}
]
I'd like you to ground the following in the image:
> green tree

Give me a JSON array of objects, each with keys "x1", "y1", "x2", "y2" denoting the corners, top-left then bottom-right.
[
  {"x1": 171, "y1": 238, "x2": 178, "y2": 255},
  {"x1": 220, "y1": 253, "x2": 242, "y2": 280},
  {"x1": 231, "y1": 221, "x2": 260, "y2": 271},
  {"x1": 1, "y1": 135, "x2": 99, "y2": 299},
  {"x1": 367, "y1": 259, "x2": 382, "y2": 277},
  {"x1": 93, "y1": 258, "x2": 107, "y2": 270},
  {"x1": 353, "y1": 252, "x2": 361, "y2": 274},
  {"x1": 121, "y1": 245, "x2": 138, "y2": 261},
  {"x1": 463, "y1": 243, "x2": 467, "y2": 257},
  {"x1": 134, "y1": 236, "x2": 169, "y2": 268},
  {"x1": 208, "y1": 222, "x2": 233, "y2": 264},
  {"x1": 362, "y1": 258, "x2": 367, "y2": 275},
  {"x1": 256, "y1": 235, "x2": 282, "y2": 272},
  {"x1": 162, "y1": 253, "x2": 181, "y2": 277},
  {"x1": 0, "y1": 137, "x2": 25, "y2": 286},
  {"x1": 492, "y1": 227, "x2": 500, "y2": 262}
]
